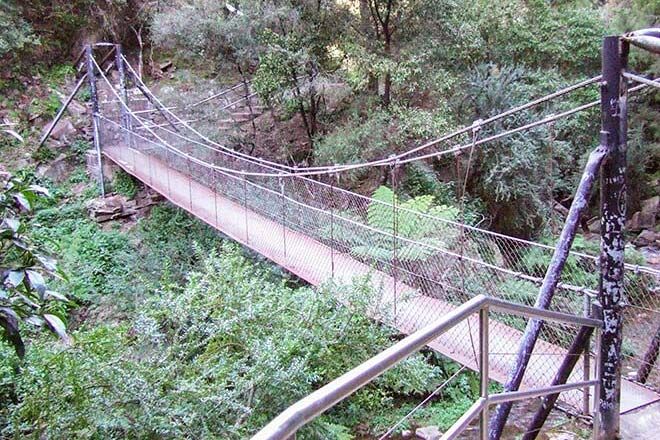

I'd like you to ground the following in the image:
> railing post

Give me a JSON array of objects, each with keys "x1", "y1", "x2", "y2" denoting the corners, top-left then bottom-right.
[
  {"x1": 213, "y1": 167, "x2": 219, "y2": 228},
  {"x1": 114, "y1": 44, "x2": 131, "y2": 147},
  {"x1": 583, "y1": 294, "x2": 592, "y2": 416},
  {"x1": 392, "y1": 159, "x2": 399, "y2": 324},
  {"x1": 593, "y1": 306, "x2": 603, "y2": 440},
  {"x1": 330, "y1": 172, "x2": 336, "y2": 279},
  {"x1": 243, "y1": 171, "x2": 249, "y2": 244},
  {"x1": 187, "y1": 157, "x2": 193, "y2": 211},
  {"x1": 280, "y1": 175, "x2": 287, "y2": 260},
  {"x1": 85, "y1": 45, "x2": 105, "y2": 197},
  {"x1": 480, "y1": 306, "x2": 490, "y2": 440},
  {"x1": 597, "y1": 35, "x2": 628, "y2": 439}
]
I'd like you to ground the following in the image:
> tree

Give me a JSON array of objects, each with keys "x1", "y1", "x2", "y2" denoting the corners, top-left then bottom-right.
[
  {"x1": 0, "y1": 173, "x2": 69, "y2": 358},
  {"x1": 0, "y1": 1, "x2": 38, "y2": 61},
  {"x1": 154, "y1": 0, "x2": 349, "y2": 153},
  {"x1": 341, "y1": 0, "x2": 458, "y2": 108}
]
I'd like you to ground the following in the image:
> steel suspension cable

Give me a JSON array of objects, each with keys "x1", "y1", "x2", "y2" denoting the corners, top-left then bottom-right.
[
  {"x1": 99, "y1": 74, "x2": 660, "y2": 281},
  {"x1": 99, "y1": 61, "x2": 660, "y2": 280},
  {"x1": 122, "y1": 53, "x2": 604, "y2": 174},
  {"x1": 100, "y1": 111, "x2": 603, "y2": 296},
  {"x1": 102, "y1": 55, "x2": 660, "y2": 278}
]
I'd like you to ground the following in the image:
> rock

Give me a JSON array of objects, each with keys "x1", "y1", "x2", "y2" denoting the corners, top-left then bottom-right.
[
  {"x1": 159, "y1": 60, "x2": 173, "y2": 72},
  {"x1": 415, "y1": 426, "x2": 442, "y2": 440},
  {"x1": 35, "y1": 154, "x2": 76, "y2": 183},
  {"x1": 87, "y1": 194, "x2": 136, "y2": 223},
  {"x1": 634, "y1": 229, "x2": 658, "y2": 247},
  {"x1": 66, "y1": 100, "x2": 87, "y2": 118},
  {"x1": 45, "y1": 118, "x2": 77, "y2": 142},
  {"x1": 587, "y1": 217, "x2": 600, "y2": 233},
  {"x1": 401, "y1": 430, "x2": 413, "y2": 438},
  {"x1": 640, "y1": 196, "x2": 659, "y2": 229},
  {"x1": 628, "y1": 211, "x2": 642, "y2": 231}
]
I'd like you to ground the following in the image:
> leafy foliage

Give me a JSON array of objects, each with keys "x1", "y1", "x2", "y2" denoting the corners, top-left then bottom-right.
[
  {"x1": 337, "y1": 186, "x2": 459, "y2": 263},
  {"x1": 0, "y1": 2, "x2": 38, "y2": 59},
  {"x1": 0, "y1": 244, "x2": 444, "y2": 439},
  {"x1": 0, "y1": 173, "x2": 69, "y2": 357},
  {"x1": 112, "y1": 170, "x2": 139, "y2": 199}
]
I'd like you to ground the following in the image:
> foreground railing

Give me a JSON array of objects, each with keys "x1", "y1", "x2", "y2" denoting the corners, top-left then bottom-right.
[{"x1": 252, "y1": 295, "x2": 602, "y2": 440}]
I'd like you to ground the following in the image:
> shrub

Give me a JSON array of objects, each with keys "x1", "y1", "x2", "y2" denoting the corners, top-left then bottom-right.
[
  {"x1": 335, "y1": 185, "x2": 460, "y2": 264},
  {"x1": 31, "y1": 207, "x2": 134, "y2": 302},
  {"x1": 0, "y1": 244, "x2": 443, "y2": 439},
  {"x1": 0, "y1": 173, "x2": 69, "y2": 357},
  {"x1": 0, "y1": 2, "x2": 38, "y2": 59},
  {"x1": 112, "y1": 170, "x2": 139, "y2": 199}
]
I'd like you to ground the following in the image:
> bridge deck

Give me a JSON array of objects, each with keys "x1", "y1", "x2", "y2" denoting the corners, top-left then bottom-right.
[{"x1": 104, "y1": 145, "x2": 659, "y2": 415}]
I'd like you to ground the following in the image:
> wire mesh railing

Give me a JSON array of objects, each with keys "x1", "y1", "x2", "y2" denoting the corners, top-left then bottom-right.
[{"x1": 93, "y1": 53, "x2": 660, "y2": 410}]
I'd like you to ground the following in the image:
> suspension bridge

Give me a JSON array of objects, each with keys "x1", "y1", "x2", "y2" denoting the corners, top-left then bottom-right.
[{"x1": 51, "y1": 36, "x2": 660, "y2": 437}]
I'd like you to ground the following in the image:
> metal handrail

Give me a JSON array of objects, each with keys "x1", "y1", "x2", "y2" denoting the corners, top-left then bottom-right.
[{"x1": 252, "y1": 295, "x2": 602, "y2": 440}]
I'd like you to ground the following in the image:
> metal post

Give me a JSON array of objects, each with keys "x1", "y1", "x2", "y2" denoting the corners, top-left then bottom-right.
[
  {"x1": 243, "y1": 172, "x2": 249, "y2": 244},
  {"x1": 213, "y1": 168, "x2": 219, "y2": 228},
  {"x1": 85, "y1": 45, "x2": 105, "y2": 197},
  {"x1": 187, "y1": 157, "x2": 193, "y2": 211},
  {"x1": 583, "y1": 294, "x2": 592, "y2": 416},
  {"x1": 330, "y1": 173, "x2": 336, "y2": 279},
  {"x1": 115, "y1": 45, "x2": 130, "y2": 146},
  {"x1": 165, "y1": 146, "x2": 173, "y2": 198},
  {"x1": 596, "y1": 35, "x2": 628, "y2": 440},
  {"x1": 593, "y1": 318, "x2": 603, "y2": 440},
  {"x1": 39, "y1": 75, "x2": 87, "y2": 148},
  {"x1": 280, "y1": 175, "x2": 287, "y2": 260},
  {"x1": 480, "y1": 307, "x2": 490, "y2": 440},
  {"x1": 392, "y1": 160, "x2": 399, "y2": 324}
]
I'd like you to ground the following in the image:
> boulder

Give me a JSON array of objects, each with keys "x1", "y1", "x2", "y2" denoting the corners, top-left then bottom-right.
[
  {"x1": 633, "y1": 229, "x2": 658, "y2": 247},
  {"x1": 415, "y1": 426, "x2": 442, "y2": 440},
  {"x1": 640, "y1": 196, "x2": 659, "y2": 229},
  {"x1": 35, "y1": 154, "x2": 76, "y2": 183},
  {"x1": 628, "y1": 211, "x2": 642, "y2": 231},
  {"x1": 66, "y1": 100, "x2": 87, "y2": 118},
  {"x1": 45, "y1": 118, "x2": 77, "y2": 142}
]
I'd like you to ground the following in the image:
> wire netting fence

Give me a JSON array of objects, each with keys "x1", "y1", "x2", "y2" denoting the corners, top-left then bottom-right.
[{"x1": 94, "y1": 58, "x2": 660, "y2": 411}]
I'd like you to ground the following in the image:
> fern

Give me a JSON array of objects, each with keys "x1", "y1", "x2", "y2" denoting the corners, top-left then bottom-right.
[{"x1": 350, "y1": 186, "x2": 461, "y2": 263}]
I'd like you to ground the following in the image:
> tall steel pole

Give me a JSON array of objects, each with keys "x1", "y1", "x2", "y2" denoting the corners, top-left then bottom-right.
[
  {"x1": 597, "y1": 35, "x2": 628, "y2": 440},
  {"x1": 86, "y1": 45, "x2": 105, "y2": 197}
]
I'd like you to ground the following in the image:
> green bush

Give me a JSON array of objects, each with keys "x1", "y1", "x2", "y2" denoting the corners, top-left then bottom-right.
[
  {"x1": 0, "y1": 2, "x2": 38, "y2": 59},
  {"x1": 0, "y1": 244, "x2": 444, "y2": 439},
  {"x1": 333, "y1": 185, "x2": 460, "y2": 264},
  {"x1": 32, "y1": 207, "x2": 134, "y2": 301},
  {"x1": 112, "y1": 170, "x2": 139, "y2": 199}
]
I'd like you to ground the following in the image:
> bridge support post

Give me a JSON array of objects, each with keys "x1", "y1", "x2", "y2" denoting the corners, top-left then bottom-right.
[
  {"x1": 596, "y1": 35, "x2": 628, "y2": 440},
  {"x1": 479, "y1": 306, "x2": 490, "y2": 440},
  {"x1": 114, "y1": 45, "x2": 131, "y2": 149},
  {"x1": 85, "y1": 45, "x2": 105, "y2": 198}
]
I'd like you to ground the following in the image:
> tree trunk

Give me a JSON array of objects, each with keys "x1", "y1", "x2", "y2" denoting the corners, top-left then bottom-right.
[
  {"x1": 360, "y1": 0, "x2": 378, "y2": 93},
  {"x1": 382, "y1": 35, "x2": 392, "y2": 107}
]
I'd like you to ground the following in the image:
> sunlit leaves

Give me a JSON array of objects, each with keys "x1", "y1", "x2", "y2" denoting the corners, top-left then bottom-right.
[{"x1": 0, "y1": 173, "x2": 69, "y2": 357}]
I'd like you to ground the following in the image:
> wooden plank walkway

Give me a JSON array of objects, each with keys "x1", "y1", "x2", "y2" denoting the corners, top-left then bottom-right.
[{"x1": 104, "y1": 145, "x2": 660, "y2": 415}]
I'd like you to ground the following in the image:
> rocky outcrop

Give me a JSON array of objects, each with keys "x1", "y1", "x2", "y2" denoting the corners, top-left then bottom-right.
[
  {"x1": 87, "y1": 191, "x2": 163, "y2": 223},
  {"x1": 415, "y1": 426, "x2": 442, "y2": 440},
  {"x1": 629, "y1": 196, "x2": 659, "y2": 232}
]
